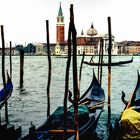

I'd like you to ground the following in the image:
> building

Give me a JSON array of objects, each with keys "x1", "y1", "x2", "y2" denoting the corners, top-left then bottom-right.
[
  {"x1": 0, "y1": 47, "x2": 15, "y2": 55},
  {"x1": 54, "y1": 2, "x2": 118, "y2": 56},
  {"x1": 76, "y1": 28, "x2": 99, "y2": 55},
  {"x1": 56, "y1": 2, "x2": 65, "y2": 44},
  {"x1": 76, "y1": 25, "x2": 117, "y2": 55},
  {"x1": 99, "y1": 34, "x2": 118, "y2": 55},
  {"x1": 35, "y1": 43, "x2": 45, "y2": 55},
  {"x1": 54, "y1": 42, "x2": 61, "y2": 55},
  {"x1": 4, "y1": 3, "x2": 140, "y2": 56},
  {"x1": 117, "y1": 41, "x2": 140, "y2": 55}
]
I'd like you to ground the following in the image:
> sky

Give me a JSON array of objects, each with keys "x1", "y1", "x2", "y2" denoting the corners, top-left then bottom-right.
[{"x1": 0, "y1": 0, "x2": 140, "y2": 46}]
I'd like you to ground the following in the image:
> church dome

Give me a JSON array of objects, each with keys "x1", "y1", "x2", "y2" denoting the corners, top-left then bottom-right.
[{"x1": 87, "y1": 23, "x2": 97, "y2": 36}]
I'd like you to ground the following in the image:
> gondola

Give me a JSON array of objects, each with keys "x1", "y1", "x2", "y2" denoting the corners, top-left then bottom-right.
[
  {"x1": 113, "y1": 71, "x2": 140, "y2": 140},
  {"x1": 0, "y1": 72, "x2": 13, "y2": 109},
  {"x1": 22, "y1": 71, "x2": 105, "y2": 140},
  {"x1": 83, "y1": 57, "x2": 133, "y2": 66}
]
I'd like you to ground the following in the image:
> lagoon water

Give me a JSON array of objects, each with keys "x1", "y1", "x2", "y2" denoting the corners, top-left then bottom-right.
[{"x1": 0, "y1": 55, "x2": 140, "y2": 139}]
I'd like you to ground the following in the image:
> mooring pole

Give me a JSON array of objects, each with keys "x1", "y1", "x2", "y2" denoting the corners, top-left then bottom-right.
[
  {"x1": 1, "y1": 25, "x2": 9, "y2": 124},
  {"x1": 46, "y1": 20, "x2": 51, "y2": 118},
  {"x1": 79, "y1": 51, "x2": 85, "y2": 92},
  {"x1": 107, "y1": 17, "x2": 112, "y2": 127},
  {"x1": 100, "y1": 38, "x2": 104, "y2": 86},
  {"x1": 98, "y1": 43, "x2": 101, "y2": 82},
  {"x1": 9, "y1": 41, "x2": 12, "y2": 79},
  {"x1": 71, "y1": 4, "x2": 79, "y2": 140},
  {"x1": 20, "y1": 49, "x2": 24, "y2": 87},
  {"x1": 63, "y1": 8, "x2": 72, "y2": 139}
]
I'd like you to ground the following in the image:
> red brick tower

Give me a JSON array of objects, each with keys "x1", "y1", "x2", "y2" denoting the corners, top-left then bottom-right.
[{"x1": 56, "y1": 2, "x2": 65, "y2": 44}]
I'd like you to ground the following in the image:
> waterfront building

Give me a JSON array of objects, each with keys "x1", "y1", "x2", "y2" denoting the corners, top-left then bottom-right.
[
  {"x1": 54, "y1": 42, "x2": 61, "y2": 55},
  {"x1": 5, "y1": 3, "x2": 140, "y2": 56},
  {"x1": 0, "y1": 47, "x2": 15, "y2": 55},
  {"x1": 54, "y1": 2, "x2": 118, "y2": 55},
  {"x1": 35, "y1": 43, "x2": 45, "y2": 55},
  {"x1": 76, "y1": 26, "x2": 99, "y2": 55},
  {"x1": 76, "y1": 27, "x2": 117, "y2": 55},
  {"x1": 117, "y1": 41, "x2": 140, "y2": 55},
  {"x1": 98, "y1": 34, "x2": 118, "y2": 55}
]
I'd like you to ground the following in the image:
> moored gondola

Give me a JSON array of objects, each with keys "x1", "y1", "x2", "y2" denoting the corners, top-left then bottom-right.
[
  {"x1": 83, "y1": 57, "x2": 133, "y2": 66},
  {"x1": 113, "y1": 71, "x2": 140, "y2": 140},
  {"x1": 22, "y1": 71, "x2": 105, "y2": 140},
  {"x1": 0, "y1": 72, "x2": 13, "y2": 109}
]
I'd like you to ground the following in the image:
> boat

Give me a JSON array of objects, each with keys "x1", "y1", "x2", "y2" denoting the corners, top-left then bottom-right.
[
  {"x1": 113, "y1": 71, "x2": 140, "y2": 139},
  {"x1": 83, "y1": 57, "x2": 133, "y2": 66},
  {"x1": 22, "y1": 71, "x2": 105, "y2": 140},
  {"x1": 0, "y1": 72, "x2": 13, "y2": 109}
]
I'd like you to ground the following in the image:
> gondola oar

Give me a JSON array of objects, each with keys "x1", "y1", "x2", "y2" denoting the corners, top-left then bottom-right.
[
  {"x1": 46, "y1": 20, "x2": 52, "y2": 118},
  {"x1": 1, "y1": 25, "x2": 9, "y2": 124}
]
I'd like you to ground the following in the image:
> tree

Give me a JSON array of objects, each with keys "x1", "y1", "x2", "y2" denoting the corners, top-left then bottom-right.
[
  {"x1": 15, "y1": 44, "x2": 24, "y2": 52},
  {"x1": 26, "y1": 43, "x2": 36, "y2": 53}
]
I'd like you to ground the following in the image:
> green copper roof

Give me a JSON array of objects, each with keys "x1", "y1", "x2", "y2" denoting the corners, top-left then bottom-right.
[{"x1": 58, "y1": 2, "x2": 63, "y2": 16}]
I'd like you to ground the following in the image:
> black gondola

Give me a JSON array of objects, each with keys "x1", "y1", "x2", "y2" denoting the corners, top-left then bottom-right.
[
  {"x1": 0, "y1": 72, "x2": 13, "y2": 109},
  {"x1": 83, "y1": 57, "x2": 133, "y2": 66},
  {"x1": 22, "y1": 71, "x2": 105, "y2": 140},
  {"x1": 113, "y1": 71, "x2": 140, "y2": 139}
]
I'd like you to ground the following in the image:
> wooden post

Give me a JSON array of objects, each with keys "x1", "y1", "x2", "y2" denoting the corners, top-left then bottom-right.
[
  {"x1": 46, "y1": 20, "x2": 52, "y2": 118},
  {"x1": 98, "y1": 43, "x2": 101, "y2": 81},
  {"x1": 1, "y1": 25, "x2": 9, "y2": 124},
  {"x1": 20, "y1": 49, "x2": 24, "y2": 87},
  {"x1": 97, "y1": 38, "x2": 104, "y2": 85},
  {"x1": 9, "y1": 41, "x2": 12, "y2": 79},
  {"x1": 63, "y1": 8, "x2": 72, "y2": 139},
  {"x1": 79, "y1": 51, "x2": 85, "y2": 92},
  {"x1": 107, "y1": 17, "x2": 112, "y2": 126},
  {"x1": 100, "y1": 38, "x2": 104, "y2": 86},
  {"x1": 71, "y1": 4, "x2": 79, "y2": 140}
]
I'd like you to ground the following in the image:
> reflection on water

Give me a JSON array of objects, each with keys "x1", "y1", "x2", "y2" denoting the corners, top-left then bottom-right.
[
  {"x1": 0, "y1": 55, "x2": 139, "y2": 139},
  {"x1": 15, "y1": 85, "x2": 29, "y2": 94},
  {"x1": 17, "y1": 85, "x2": 29, "y2": 95}
]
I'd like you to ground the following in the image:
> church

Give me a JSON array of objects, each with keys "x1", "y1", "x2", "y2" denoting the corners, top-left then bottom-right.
[{"x1": 55, "y1": 2, "x2": 118, "y2": 55}]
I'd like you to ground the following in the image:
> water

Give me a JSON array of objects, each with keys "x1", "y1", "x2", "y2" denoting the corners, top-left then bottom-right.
[{"x1": 0, "y1": 55, "x2": 140, "y2": 139}]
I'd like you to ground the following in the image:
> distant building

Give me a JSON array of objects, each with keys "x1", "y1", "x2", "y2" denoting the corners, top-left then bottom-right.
[
  {"x1": 6, "y1": 3, "x2": 138, "y2": 56},
  {"x1": 0, "y1": 47, "x2": 15, "y2": 55},
  {"x1": 100, "y1": 34, "x2": 118, "y2": 55},
  {"x1": 55, "y1": 3, "x2": 118, "y2": 55},
  {"x1": 56, "y1": 2, "x2": 65, "y2": 44},
  {"x1": 54, "y1": 43, "x2": 61, "y2": 55},
  {"x1": 117, "y1": 41, "x2": 140, "y2": 55},
  {"x1": 35, "y1": 43, "x2": 45, "y2": 55},
  {"x1": 76, "y1": 28, "x2": 117, "y2": 55},
  {"x1": 76, "y1": 28, "x2": 99, "y2": 55}
]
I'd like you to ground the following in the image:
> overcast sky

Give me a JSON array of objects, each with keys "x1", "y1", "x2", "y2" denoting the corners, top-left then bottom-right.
[{"x1": 0, "y1": 0, "x2": 140, "y2": 46}]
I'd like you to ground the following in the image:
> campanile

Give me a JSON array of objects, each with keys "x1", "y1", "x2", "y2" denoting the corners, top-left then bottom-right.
[{"x1": 56, "y1": 2, "x2": 65, "y2": 44}]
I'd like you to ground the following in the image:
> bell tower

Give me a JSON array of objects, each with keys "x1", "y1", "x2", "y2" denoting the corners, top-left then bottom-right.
[{"x1": 56, "y1": 2, "x2": 65, "y2": 44}]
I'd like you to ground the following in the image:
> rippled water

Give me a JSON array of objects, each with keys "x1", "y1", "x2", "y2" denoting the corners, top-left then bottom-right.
[{"x1": 0, "y1": 55, "x2": 140, "y2": 139}]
